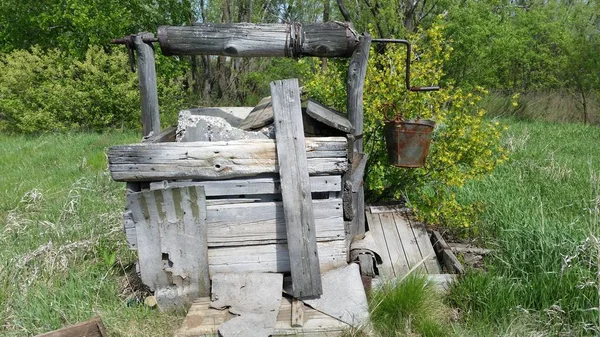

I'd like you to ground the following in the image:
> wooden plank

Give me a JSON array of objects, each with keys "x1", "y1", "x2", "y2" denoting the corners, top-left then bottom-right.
[
  {"x1": 133, "y1": 33, "x2": 160, "y2": 137},
  {"x1": 127, "y1": 186, "x2": 210, "y2": 310},
  {"x1": 305, "y1": 99, "x2": 354, "y2": 134},
  {"x1": 206, "y1": 199, "x2": 344, "y2": 246},
  {"x1": 406, "y1": 215, "x2": 441, "y2": 274},
  {"x1": 36, "y1": 316, "x2": 107, "y2": 337},
  {"x1": 369, "y1": 204, "x2": 411, "y2": 214},
  {"x1": 108, "y1": 138, "x2": 348, "y2": 182},
  {"x1": 379, "y1": 212, "x2": 411, "y2": 277},
  {"x1": 210, "y1": 273, "x2": 283, "y2": 337},
  {"x1": 347, "y1": 34, "x2": 371, "y2": 239},
  {"x1": 207, "y1": 240, "x2": 346, "y2": 276},
  {"x1": 271, "y1": 78, "x2": 322, "y2": 299},
  {"x1": 364, "y1": 209, "x2": 394, "y2": 278},
  {"x1": 142, "y1": 126, "x2": 176, "y2": 143},
  {"x1": 302, "y1": 264, "x2": 368, "y2": 327},
  {"x1": 291, "y1": 299, "x2": 305, "y2": 328},
  {"x1": 110, "y1": 158, "x2": 347, "y2": 181},
  {"x1": 158, "y1": 22, "x2": 359, "y2": 58},
  {"x1": 175, "y1": 296, "x2": 349, "y2": 337},
  {"x1": 390, "y1": 212, "x2": 426, "y2": 274},
  {"x1": 149, "y1": 175, "x2": 342, "y2": 194},
  {"x1": 430, "y1": 230, "x2": 464, "y2": 274},
  {"x1": 345, "y1": 153, "x2": 368, "y2": 237},
  {"x1": 238, "y1": 96, "x2": 273, "y2": 130}
]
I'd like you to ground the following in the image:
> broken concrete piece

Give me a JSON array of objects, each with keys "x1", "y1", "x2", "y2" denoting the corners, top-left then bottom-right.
[
  {"x1": 210, "y1": 273, "x2": 283, "y2": 337},
  {"x1": 181, "y1": 107, "x2": 254, "y2": 127},
  {"x1": 301, "y1": 263, "x2": 369, "y2": 327},
  {"x1": 176, "y1": 112, "x2": 269, "y2": 142}
]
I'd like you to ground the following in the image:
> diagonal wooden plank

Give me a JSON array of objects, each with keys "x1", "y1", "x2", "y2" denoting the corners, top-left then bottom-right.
[
  {"x1": 405, "y1": 212, "x2": 441, "y2": 274},
  {"x1": 365, "y1": 208, "x2": 394, "y2": 278},
  {"x1": 392, "y1": 212, "x2": 427, "y2": 274},
  {"x1": 378, "y1": 212, "x2": 410, "y2": 277},
  {"x1": 271, "y1": 78, "x2": 322, "y2": 298}
]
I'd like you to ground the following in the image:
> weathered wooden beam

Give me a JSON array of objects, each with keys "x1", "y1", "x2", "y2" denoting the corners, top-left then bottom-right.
[
  {"x1": 108, "y1": 138, "x2": 348, "y2": 182},
  {"x1": 149, "y1": 175, "x2": 342, "y2": 195},
  {"x1": 347, "y1": 34, "x2": 371, "y2": 237},
  {"x1": 208, "y1": 240, "x2": 346, "y2": 275},
  {"x1": 36, "y1": 316, "x2": 107, "y2": 337},
  {"x1": 305, "y1": 99, "x2": 354, "y2": 134},
  {"x1": 271, "y1": 78, "x2": 322, "y2": 299},
  {"x1": 133, "y1": 33, "x2": 160, "y2": 137},
  {"x1": 158, "y1": 22, "x2": 359, "y2": 58}
]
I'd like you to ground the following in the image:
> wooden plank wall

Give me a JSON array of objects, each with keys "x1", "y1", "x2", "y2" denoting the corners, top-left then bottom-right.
[{"x1": 127, "y1": 186, "x2": 210, "y2": 310}]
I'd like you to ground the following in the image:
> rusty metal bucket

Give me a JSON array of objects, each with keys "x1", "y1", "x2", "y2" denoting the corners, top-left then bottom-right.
[{"x1": 384, "y1": 119, "x2": 435, "y2": 167}]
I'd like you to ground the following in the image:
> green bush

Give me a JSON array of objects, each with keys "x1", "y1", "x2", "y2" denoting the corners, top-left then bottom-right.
[
  {"x1": 304, "y1": 21, "x2": 506, "y2": 227},
  {"x1": 0, "y1": 46, "x2": 184, "y2": 133}
]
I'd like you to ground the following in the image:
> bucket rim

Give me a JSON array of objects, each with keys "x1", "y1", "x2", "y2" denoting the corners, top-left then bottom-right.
[{"x1": 385, "y1": 119, "x2": 436, "y2": 127}]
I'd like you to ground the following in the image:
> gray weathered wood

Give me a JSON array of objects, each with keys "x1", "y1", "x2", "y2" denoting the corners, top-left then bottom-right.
[
  {"x1": 406, "y1": 216, "x2": 441, "y2": 274},
  {"x1": 291, "y1": 299, "x2": 305, "y2": 328},
  {"x1": 142, "y1": 126, "x2": 176, "y2": 143},
  {"x1": 158, "y1": 22, "x2": 359, "y2": 58},
  {"x1": 347, "y1": 34, "x2": 371, "y2": 238},
  {"x1": 430, "y1": 231, "x2": 464, "y2": 274},
  {"x1": 108, "y1": 138, "x2": 348, "y2": 182},
  {"x1": 125, "y1": 198, "x2": 345, "y2": 250},
  {"x1": 127, "y1": 186, "x2": 209, "y2": 310},
  {"x1": 305, "y1": 99, "x2": 354, "y2": 134},
  {"x1": 175, "y1": 296, "x2": 350, "y2": 337},
  {"x1": 205, "y1": 199, "x2": 344, "y2": 246},
  {"x1": 344, "y1": 153, "x2": 368, "y2": 236},
  {"x1": 133, "y1": 33, "x2": 160, "y2": 137},
  {"x1": 208, "y1": 240, "x2": 346, "y2": 275},
  {"x1": 149, "y1": 175, "x2": 342, "y2": 195},
  {"x1": 238, "y1": 96, "x2": 273, "y2": 130},
  {"x1": 211, "y1": 273, "x2": 283, "y2": 337},
  {"x1": 123, "y1": 210, "x2": 137, "y2": 250},
  {"x1": 271, "y1": 78, "x2": 322, "y2": 298},
  {"x1": 365, "y1": 209, "x2": 394, "y2": 278},
  {"x1": 301, "y1": 264, "x2": 368, "y2": 327}
]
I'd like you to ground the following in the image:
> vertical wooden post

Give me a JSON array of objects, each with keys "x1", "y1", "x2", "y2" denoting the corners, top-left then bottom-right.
[
  {"x1": 271, "y1": 78, "x2": 323, "y2": 299},
  {"x1": 133, "y1": 33, "x2": 160, "y2": 137},
  {"x1": 347, "y1": 34, "x2": 372, "y2": 238}
]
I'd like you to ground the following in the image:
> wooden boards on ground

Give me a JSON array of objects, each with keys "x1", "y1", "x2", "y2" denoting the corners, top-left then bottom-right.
[
  {"x1": 127, "y1": 186, "x2": 210, "y2": 310},
  {"x1": 365, "y1": 205, "x2": 441, "y2": 278},
  {"x1": 108, "y1": 137, "x2": 348, "y2": 182},
  {"x1": 271, "y1": 78, "x2": 322, "y2": 298},
  {"x1": 175, "y1": 297, "x2": 350, "y2": 337}
]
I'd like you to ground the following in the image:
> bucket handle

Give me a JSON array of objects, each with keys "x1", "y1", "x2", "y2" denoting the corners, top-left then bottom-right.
[{"x1": 382, "y1": 103, "x2": 404, "y2": 124}]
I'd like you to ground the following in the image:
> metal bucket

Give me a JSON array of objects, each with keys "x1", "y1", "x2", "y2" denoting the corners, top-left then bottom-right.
[{"x1": 384, "y1": 119, "x2": 435, "y2": 167}]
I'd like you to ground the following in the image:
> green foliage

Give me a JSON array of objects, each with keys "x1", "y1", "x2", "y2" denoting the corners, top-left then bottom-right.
[
  {"x1": 369, "y1": 275, "x2": 449, "y2": 337},
  {"x1": 0, "y1": 46, "x2": 184, "y2": 133},
  {"x1": 304, "y1": 22, "x2": 506, "y2": 227}
]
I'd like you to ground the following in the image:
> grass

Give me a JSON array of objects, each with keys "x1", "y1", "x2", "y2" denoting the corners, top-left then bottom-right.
[
  {"x1": 0, "y1": 132, "x2": 185, "y2": 336},
  {"x1": 449, "y1": 119, "x2": 600, "y2": 335},
  {"x1": 369, "y1": 275, "x2": 451, "y2": 337}
]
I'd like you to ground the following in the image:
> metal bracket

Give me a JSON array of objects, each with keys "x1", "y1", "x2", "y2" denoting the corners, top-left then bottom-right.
[{"x1": 372, "y1": 38, "x2": 440, "y2": 92}]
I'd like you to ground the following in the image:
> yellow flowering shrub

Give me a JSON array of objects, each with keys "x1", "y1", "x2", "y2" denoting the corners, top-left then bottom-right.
[{"x1": 303, "y1": 22, "x2": 507, "y2": 227}]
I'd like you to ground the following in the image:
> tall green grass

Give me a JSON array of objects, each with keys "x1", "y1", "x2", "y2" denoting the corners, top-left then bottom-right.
[
  {"x1": 449, "y1": 119, "x2": 600, "y2": 335},
  {"x1": 0, "y1": 132, "x2": 184, "y2": 336}
]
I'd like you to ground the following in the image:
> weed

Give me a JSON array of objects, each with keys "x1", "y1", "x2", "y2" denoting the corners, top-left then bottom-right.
[{"x1": 369, "y1": 275, "x2": 450, "y2": 337}]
